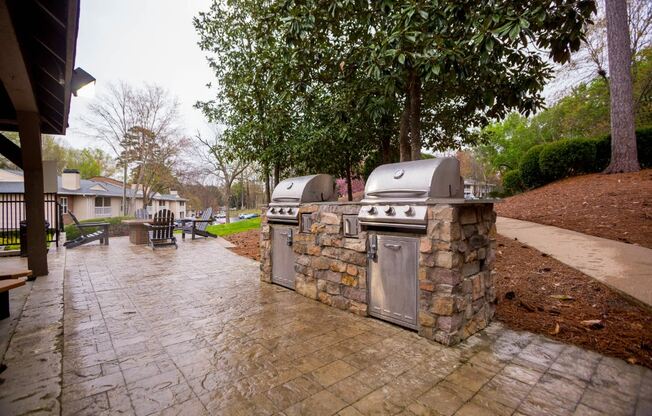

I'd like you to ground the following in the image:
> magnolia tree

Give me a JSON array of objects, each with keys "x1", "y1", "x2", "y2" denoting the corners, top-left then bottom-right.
[{"x1": 195, "y1": 0, "x2": 596, "y2": 186}]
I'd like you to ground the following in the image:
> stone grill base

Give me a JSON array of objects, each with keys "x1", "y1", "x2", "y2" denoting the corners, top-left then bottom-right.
[{"x1": 260, "y1": 202, "x2": 497, "y2": 346}]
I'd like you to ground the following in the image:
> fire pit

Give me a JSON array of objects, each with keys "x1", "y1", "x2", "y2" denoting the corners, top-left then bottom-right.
[{"x1": 260, "y1": 159, "x2": 497, "y2": 346}]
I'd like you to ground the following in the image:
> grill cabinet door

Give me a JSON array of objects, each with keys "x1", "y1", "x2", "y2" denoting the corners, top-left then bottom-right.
[
  {"x1": 368, "y1": 235, "x2": 418, "y2": 329},
  {"x1": 272, "y1": 226, "x2": 296, "y2": 289}
]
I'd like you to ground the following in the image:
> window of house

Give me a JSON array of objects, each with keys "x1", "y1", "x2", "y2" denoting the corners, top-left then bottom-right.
[
  {"x1": 95, "y1": 197, "x2": 110, "y2": 207},
  {"x1": 159, "y1": 200, "x2": 165, "y2": 207},
  {"x1": 179, "y1": 201, "x2": 185, "y2": 207},
  {"x1": 94, "y1": 197, "x2": 111, "y2": 217},
  {"x1": 60, "y1": 196, "x2": 68, "y2": 214},
  {"x1": 179, "y1": 211, "x2": 185, "y2": 218}
]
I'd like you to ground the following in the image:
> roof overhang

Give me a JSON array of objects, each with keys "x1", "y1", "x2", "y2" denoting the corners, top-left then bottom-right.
[{"x1": 0, "y1": 0, "x2": 80, "y2": 134}]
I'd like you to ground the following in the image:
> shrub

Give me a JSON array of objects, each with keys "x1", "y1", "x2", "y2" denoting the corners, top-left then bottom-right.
[
  {"x1": 588, "y1": 127, "x2": 652, "y2": 170},
  {"x1": 591, "y1": 135, "x2": 611, "y2": 171},
  {"x1": 519, "y1": 145, "x2": 546, "y2": 188},
  {"x1": 637, "y1": 127, "x2": 652, "y2": 168},
  {"x1": 502, "y1": 170, "x2": 524, "y2": 195},
  {"x1": 64, "y1": 216, "x2": 132, "y2": 240},
  {"x1": 539, "y1": 138, "x2": 597, "y2": 181}
]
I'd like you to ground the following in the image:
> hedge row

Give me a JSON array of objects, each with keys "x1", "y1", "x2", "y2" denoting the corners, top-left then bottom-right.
[
  {"x1": 64, "y1": 216, "x2": 132, "y2": 240},
  {"x1": 505, "y1": 127, "x2": 652, "y2": 194}
]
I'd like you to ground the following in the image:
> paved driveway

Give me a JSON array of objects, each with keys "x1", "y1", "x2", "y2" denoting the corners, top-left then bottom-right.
[{"x1": 59, "y1": 237, "x2": 651, "y2": 415}]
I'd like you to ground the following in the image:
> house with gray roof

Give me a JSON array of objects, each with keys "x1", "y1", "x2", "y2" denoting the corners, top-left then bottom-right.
[{"x1": 0, "y1": 168, "x2": 188, "y2": 223}]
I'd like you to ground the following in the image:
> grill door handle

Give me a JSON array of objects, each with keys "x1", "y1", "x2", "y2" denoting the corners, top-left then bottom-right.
[
  {"x1": 383, "y1": 243, "x2": 402, "y2": 250},
  {"x1": 366, "y1": 189, "x2": 428, "y2": 196}
]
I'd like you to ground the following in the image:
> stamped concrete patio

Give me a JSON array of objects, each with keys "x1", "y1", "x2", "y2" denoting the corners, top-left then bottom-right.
[{"x1": 1, "y1": 236, "x2": 651, "y2": 415}]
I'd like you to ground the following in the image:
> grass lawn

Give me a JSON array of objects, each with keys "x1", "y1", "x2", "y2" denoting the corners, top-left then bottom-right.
[{"x1": 206, "y1": 217, "x2": 261, "y2": 237}]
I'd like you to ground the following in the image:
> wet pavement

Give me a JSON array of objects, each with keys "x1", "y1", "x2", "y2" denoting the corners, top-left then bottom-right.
[{"x1": 2, "y1": 236, "x2": 651, "y2": 415}]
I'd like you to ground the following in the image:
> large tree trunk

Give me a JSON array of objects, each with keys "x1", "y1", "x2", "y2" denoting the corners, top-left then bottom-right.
[
  {"x1": 604, "y1": 0, "x2": 640, "y2": 173},
  {"x1": 399, "y1": 104, "x2": 411, "y2": 161},
  {"x1": 379, "y1": 115, "x2": 392, "y2": 164},
  {"x1": 273, "y1": 163, "x2": 280, "y2": 187},
  {"x1": 345, "y1": 161, "x2": 353, "y2": 202},
  {"x1": 263, "y1": 163, "x2": 271, "y2": 204},
  {"x1": 408, "y1": 70, "x2": 422, "y2": 161}
]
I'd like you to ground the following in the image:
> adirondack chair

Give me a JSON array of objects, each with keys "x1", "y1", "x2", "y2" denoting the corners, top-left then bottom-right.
[
  {"x1": 144, "y1": 209, "x2": 177, "y2": 249},
  {"x1": 63, "y1": 212, "x2": 110, "y2": 249},
  {"x1": 134, "y1": 208, "x2": 149, "y2": 219},
  {"x1": 181, "y1": 207, "x2": 217, "y2": 240}
]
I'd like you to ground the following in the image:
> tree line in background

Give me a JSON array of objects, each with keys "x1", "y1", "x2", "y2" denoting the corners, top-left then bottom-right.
[
  {"x1": 193, "y1": 0, "x2": 596, "y2": 200},
  {"x1": 0, "y1": 132, "x2": 115, "y2": 179},
  {"x1": 476, "y1": 0, "x2": 651, "y2": 182},
  {"x1": 80, "y1": 82, "x2": 265, "y2": 218},
  {"x1": 1, "y1": 81, "x2": 265, "y2": 219}
]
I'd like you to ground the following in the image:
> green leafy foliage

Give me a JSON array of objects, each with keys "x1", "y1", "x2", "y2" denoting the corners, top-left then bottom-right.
[
  {"x1": 194, "y1": 0, "x2": 596, "y2": 178},
  {"x1": 637, "y1": 127, "x2": 652, "y2": 168},
  {"x1": 64, "y1": 216, "x2": 131, "y2": 240},
  {"x1": 591, "y1": 127, "x2": 652, "y2": 170},
  {"x1": 538, "y1": 138, "x2": 597, "y2": 181},
  {"x1": 0, "y1": 133, "x2": 115, "y2": 178},
  {"x1": 591, "y1": 135, "x2": 612, "y2": 171},
  {"x1": 478, "y1": 48, "x2": 652, "y2": 174},
  {"x1": 519, "y1": 145, "x2": 546, "y2": 188},
  {"x1": 502, "y1": 170, "x2": 524, "y2": 195},
  {"x1": 504, "y1": 128, "x2": 652, "y2": 194}
]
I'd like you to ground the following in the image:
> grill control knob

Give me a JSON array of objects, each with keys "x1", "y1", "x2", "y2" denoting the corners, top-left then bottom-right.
[
  {"x1": 279, "y1": 208, "x2": 285, "y2": 214},
  {"x1": 367, "y1": 206, "x2": 377, "y2": 215},
  {"x1": 383, "y1": 205, "x2": 395, "y2": 215},
  {"x1": 403, "y1": 205, "x2": 414, "y2": 216},
  {"x1": 270, "y1": 208, "x2": 277, "y2": 214},
  {"x1": 287, "y1": 208, "x2": 293, "y2": 214}
]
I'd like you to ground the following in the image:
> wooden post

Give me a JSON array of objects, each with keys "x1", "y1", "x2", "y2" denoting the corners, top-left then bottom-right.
[{"x1": 17, "y1": 111, "x2": 48, "y2": 277}]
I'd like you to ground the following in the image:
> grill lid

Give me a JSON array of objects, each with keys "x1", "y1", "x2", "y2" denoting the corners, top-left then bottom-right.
[
  {"x1": 268, "y1": 174, "x2": 336, "y2": 224},
  {"x1": 362, "y1": 158, "x2": 463, "y2": 203},
  {"x1": 271, "y1": 174, "x2": 336, "y2": 205}
]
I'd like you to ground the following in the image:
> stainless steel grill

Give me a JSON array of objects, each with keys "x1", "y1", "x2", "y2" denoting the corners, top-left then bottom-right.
[
  {"x1": 266, "y1": 174, "x2": 336, "y2": 224},
  {"x1": 267, "y1": 174, "x2": 335, "y2": 290},
  {"x1": 358, "y1": 158, "x2": 463, "y2": 230},
  {"x1": 360, "y1": 157, "x2": 463, "y2": 329}
]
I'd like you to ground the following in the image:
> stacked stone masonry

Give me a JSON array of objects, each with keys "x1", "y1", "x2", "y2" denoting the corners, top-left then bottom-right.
[{"x1": 260, "y1": 202, "x2": 497, "y2": 346}]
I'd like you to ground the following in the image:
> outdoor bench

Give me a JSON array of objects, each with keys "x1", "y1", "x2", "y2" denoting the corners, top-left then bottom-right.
[{"x1": 0, "y1": 269, "x2": 31, "y2": 320}]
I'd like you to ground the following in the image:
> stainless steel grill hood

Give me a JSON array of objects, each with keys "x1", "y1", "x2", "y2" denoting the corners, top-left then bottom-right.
[
  {"x1": 358, "y1": 158, "x2": 463, "y2": 229},
  {"x1": 267, "y1": 174, "x2": 336, "y2": 223}
]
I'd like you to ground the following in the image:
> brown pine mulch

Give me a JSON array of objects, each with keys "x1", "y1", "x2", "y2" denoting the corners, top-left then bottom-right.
[
  {"x1": 495, "y1": 169, "x2": 652, "y2": 249},
  {"x1": 223, "y1": 229, "x2": 652, "y2": 368},
  {"x1": 495, "y1": 234, "x2": 652, "y2": 368},
  {"x1": 223, "y1": 229, "x2": 260, "y2": 261}
]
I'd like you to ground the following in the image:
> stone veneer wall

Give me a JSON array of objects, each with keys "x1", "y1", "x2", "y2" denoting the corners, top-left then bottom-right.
[{"x1": 260, "y1": 202, "x2": 497, "y2": 346}]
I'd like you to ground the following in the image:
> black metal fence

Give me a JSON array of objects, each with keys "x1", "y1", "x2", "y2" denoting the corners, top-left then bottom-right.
[{"x1": 0, "y1": 193, "x2": 61, "y2": 248}]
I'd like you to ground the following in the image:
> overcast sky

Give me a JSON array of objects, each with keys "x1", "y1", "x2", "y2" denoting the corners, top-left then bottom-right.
[{"x1": 63, "y1": 0, "x2": 214, "y2": 150}]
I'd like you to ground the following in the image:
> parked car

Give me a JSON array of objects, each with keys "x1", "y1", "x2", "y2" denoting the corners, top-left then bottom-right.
[{"x1": 238, "y1": 213, "x2": 259, "y2": 220}]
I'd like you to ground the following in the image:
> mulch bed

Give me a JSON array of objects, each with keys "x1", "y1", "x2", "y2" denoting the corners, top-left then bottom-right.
[
  {"x1": 223, "y1": 229, "x2": 652, "y2": 368},
  {"x1": 495, "y1": 169, "x2": 652, "y2": 249},
  {"x1": 495, "y1": 234, "x2": 652, "y2": 369},
  {"x1": 223, "y1": 229, "x2": 260, "y2": 261}
]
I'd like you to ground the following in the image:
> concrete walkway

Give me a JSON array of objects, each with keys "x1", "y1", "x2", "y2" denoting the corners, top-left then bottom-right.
[{"x1": 497, "y1": 217, "x2": 652, "y2": 308}]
